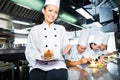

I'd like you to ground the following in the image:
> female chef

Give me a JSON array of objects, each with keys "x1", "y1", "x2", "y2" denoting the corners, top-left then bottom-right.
[
  {"x1": 25, "y1": 0, "x2": 69, "y2": 80},
  {"x1": 87, "y1": 31, "x2": 105, "y2": 60}
]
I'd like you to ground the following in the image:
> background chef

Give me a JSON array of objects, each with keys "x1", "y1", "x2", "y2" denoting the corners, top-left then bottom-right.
[{"x1": 65, "y1": 30, "x2": 90, "y2": 80}]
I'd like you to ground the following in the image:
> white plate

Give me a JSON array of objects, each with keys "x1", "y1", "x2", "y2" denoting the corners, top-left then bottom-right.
[
  {"x1": 103, "y1": 55, "x2": 117, "y2": 63},
  {"x1": 36, "y1": 56, "x2": 58, "y2": 62}
]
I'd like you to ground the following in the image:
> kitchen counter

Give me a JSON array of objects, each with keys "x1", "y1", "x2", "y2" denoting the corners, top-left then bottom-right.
[{"x1": 89, "y1": 53, "x2": 120, "y2": 80}]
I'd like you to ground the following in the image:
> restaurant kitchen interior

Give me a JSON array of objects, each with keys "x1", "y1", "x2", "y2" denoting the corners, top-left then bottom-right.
[{"x1": 0, "y1": 0, "x2": 120, "y2": 80}]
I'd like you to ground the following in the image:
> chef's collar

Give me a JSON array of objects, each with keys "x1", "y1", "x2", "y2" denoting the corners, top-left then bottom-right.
[{"x1": 43, "y1": 22, "x2": 55, "y2": 28}]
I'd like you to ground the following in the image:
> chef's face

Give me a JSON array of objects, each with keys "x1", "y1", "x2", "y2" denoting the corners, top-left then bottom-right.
[
  {"x1": 42, "y1": 4, "x2": 59, "y2": 25},
  {"x1": 90, "y1": 43, "x2": 99, "y2": 51},
  {"x1": 99, "y1": 43, "x2": 107, "y2": 51},
  {"x1": 77, "y1": 45, "x2": 86, "y2": 54}
]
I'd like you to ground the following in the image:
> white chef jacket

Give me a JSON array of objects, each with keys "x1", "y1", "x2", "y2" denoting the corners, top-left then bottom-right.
[
  {"x1": 84, "y1": 44, "x2": 102, "y2": 60},
  {"x1": 25, "y1": 22, "x2": 69, "y2": 71},
  {"x1": 65, "y1": 45, "x2": 93, "y2": 79},
  {"x1": 99, "y1": 49, "x2": 107, "y2": 55},
  {"x1": 65, "y1": 45, "x2": 85, "y2": 68}
]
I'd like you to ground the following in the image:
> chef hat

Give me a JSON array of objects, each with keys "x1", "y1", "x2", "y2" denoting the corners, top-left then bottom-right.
[
  {"x1": 93, "y1": 31, "x2": 104, "y2": 45},
  {"x1": 44, "y1": 0, "x2": 60, "y2": 8},
  {"x1": 78, "y1": 30, "x2": 90, "y2": 46},
  {"x1": 107, "y1": 33, "x2": 117, "y2": 53},
  {"x1": 102, "y1": 33, "x2": 109, "y2": 45}
]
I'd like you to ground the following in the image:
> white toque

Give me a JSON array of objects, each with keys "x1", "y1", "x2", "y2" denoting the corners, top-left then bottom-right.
[{"x1": 44, "y1": 0, "x2": 60, "y2": 8}]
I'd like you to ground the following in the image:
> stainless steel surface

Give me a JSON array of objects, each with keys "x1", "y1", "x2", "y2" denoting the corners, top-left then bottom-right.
[
  {"x1": 0, "y1": 48, "x2": 25, "y2": 54},
  {"x1": 88, "y1": 55, "x2": 120, "y2": 80}
]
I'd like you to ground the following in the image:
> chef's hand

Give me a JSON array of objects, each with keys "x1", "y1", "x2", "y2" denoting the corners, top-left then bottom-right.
[
  {"x1": 97, "y1": 59, "x2": 107, "y2": 67},
  {"x1": 87, "y1": 57, "x2": 92, "y2": 62},
  {"x1": 80, "y1": 58, "x2": 88, "y2": 64},
  {"x1": 99, "y1": 55, "x2": 105, "y2": 61},
  {"x1": 112, "y1": 51, "x2": 118, "y2": 54},
  {"x1": 63, "y1": 44, "x2": 72, "y2": 54},
  {"x1": 34, "y1": 53, "x2": 44, "y2": 60}
]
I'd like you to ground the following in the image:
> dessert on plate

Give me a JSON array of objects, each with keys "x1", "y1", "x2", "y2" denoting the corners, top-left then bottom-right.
[
  {"x1": 88, "y1": 60, "x2": 103, "y2": 68},
  {"x1": 44, "y1": 49, "x2": 54, "y2": 60},
  {"x1": 88, "y1": 60, "x2": 97, "y2": 68}
]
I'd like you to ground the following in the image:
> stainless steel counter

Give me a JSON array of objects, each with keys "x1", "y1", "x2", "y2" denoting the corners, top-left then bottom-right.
[{"x1": 90, "y1": 53, "x2": 120, "y2": 80}]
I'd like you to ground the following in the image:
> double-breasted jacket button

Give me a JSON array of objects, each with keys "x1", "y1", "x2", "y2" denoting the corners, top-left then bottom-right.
[
  {"x1": 44, "y1": 28, "x2": 47, "y2": 30},
  {"x1": 45, "y1": 36, "x2": 47, "y2": 38},
  {"x1": 54, "y1": 28, "x2": 56, "y2": 30},
  {"x1": 45, "y1": 45, "x2": 48, "y2": 47},
  {"x1": 54, "y1": 35, "x2": 57, "y2": 37},
  {"x1": 55, "y1": 44, "x2": 57, "y2": 47}
]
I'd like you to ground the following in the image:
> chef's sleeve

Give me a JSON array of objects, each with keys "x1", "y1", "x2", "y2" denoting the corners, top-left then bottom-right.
[
  {"x1": 61, "y1": 26, "x2": 70, "y2": 53},
  {"x1": 25, "y1": 29, "x2": 42, "y2": 66},
  {"x1": 63, "y1": 28, "x2": 69, "y2": 48}
]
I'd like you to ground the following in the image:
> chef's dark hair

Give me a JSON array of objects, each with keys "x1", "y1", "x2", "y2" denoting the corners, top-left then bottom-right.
[
  {"x1": 77, "y1": 44, "x2": 80, "y2": 46},
  {"x1": 40, "y1": 5, "x2": 47, "y2": 23},
  {"x1": 43, "y1": 5, "x2": 47, "y2": 9},
  {"x1": 90, "y1": 42, "x2": 96, "y2": 49}
]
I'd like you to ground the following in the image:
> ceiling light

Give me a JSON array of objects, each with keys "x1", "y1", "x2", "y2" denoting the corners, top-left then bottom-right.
[
  {"x1": 16, "y1": 3, "x2": 31, "y2": 9},
  {"x1": 12, "y1": 0, "x2": 44, "y2": 11},
  {"x1": 76, "y1": 8, "x2": 94, "y2": 20},
  {"x1": 14, "y1": 29, "x2": 29, "y2": 34},
  {"x1": 12, "y1": 20, "x2": 32, "y2": 25},
  {"x1": 59, "y1": 12, "x2": 77, "y2": 23}
]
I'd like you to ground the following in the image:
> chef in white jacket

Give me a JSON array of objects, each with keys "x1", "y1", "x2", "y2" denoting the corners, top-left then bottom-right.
[
  {"x1": 99, "y1": 33, "x2": 109, "y2": 55},
  {"x1": 25, "y1": 0, "x2": 69, "y2": 80},
  {"x1": 84, "y1": 31, "x2": 113, "y2": 80},
  {"x1": 65, "y1": 30, "x2": 90, "y2": 80},
  {"x1": 87, "y1": 31, "x2": 105, "y2": 60}
]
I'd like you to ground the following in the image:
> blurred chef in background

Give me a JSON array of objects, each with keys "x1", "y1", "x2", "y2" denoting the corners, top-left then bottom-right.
[
  {"x1": 84, "y1": 30, "x2": 112, "y2": 80},
  {"x1": 99, "y1": 33, "x2": 109, "y2": 51},
  {"x1": 65, "y1": 30, "x2": 91, "y2": 80},
  {"x1": 98, "y1": 33, "x2": 110, "y2": 61},
  {"x1": 86, "y1": 31, "x2": 105, "y2": 60},
  {"x1": 25, "y1": 0, "x2": 69, "y2": 80}
]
